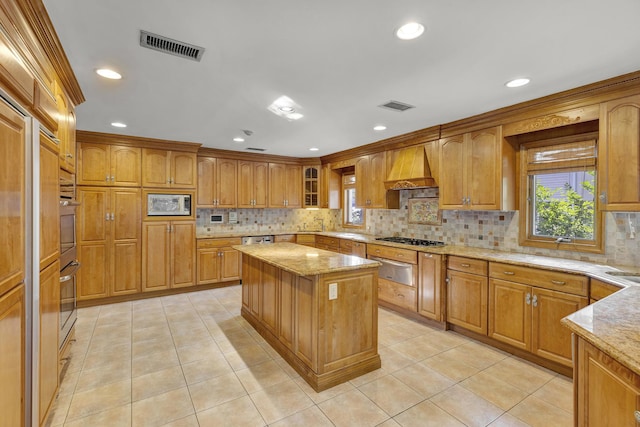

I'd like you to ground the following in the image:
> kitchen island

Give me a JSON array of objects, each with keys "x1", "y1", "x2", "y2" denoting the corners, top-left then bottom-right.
[{"x1": 234, "y1": 242, "x2": 381, "y2": 391}]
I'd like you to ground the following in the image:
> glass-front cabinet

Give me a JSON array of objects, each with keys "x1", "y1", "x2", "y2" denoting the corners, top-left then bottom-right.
[{"x1": 304, "y1": 166, "x2": 320, "y2": 208}]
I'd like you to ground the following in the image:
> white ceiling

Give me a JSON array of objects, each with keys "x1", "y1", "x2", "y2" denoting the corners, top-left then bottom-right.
[{"x1": 44, "y1": 0, "x2": 640, "y2": 158}]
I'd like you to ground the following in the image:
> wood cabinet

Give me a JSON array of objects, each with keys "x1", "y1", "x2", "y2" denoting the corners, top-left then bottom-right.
[
  {"x1": 77, "y1": 142, "x2": 141, "y2": 187},
  {"x1": 355, "y1": 152, "x2": 399, "y2": 209},
  {"x1": 40, "y1": 132, "x2": 60, "y2": 270},
  {"x1": 446, "y1": 256, "x2": 488, "y2": 334},
  {"x1": 0, "y1": 29, "x2": 34, "y2": 106},
  {"x1": 55, "y1": 86, "x2": 76, "y2": 173},
  {"x1": 488, "y1": 262, "x2": 588, "y2": 367},
  {"x1": 339, "y1": 239, "x2": 366, "y2": 257},
  {"x1": 320, "y1": 164, "x2": 340, "y2": 209},
  {"x1": 238, "y1": 160, "x2": 268, "y2": 208},
  {"x1": 598, "y1": 94, "x2": 640, "y2": 211},
  {"x1": 274, "y1": 234, "x2": 296, "y2": 243},
  {"x1": 142, "y1": 149, "x2": 197, "y2": 188},
  {"x1": 39, "y1": 260, "x2": 60, "y2": 424},
  {"x1": 0, "y1": 284, "x2": 24, "y2": 427},
  {"x1": 142, "y1": 221, "x2": 195, "y2": 291},
  {"x1": 418, "y1": 252, "x2": 443, "y2": 321},
  {"x1": 34, "y1": 81, "x2": 58, "y2": 133},
  {"x1": 303, "y1": 166, "x2": 320, "y2": 208},
  {"x1": 196, "y1": 157, "x2": 237, "y2": 207},
  {"x1": 196, "y1": 237, "x2": 242, "y2": 285},
  {"x1": 269, "y1": 163, "x2": 302, "y2": 208},
  {"x1": 575, "y1": 338, "x2": 640, "y2": 426},
  {"x1": 368, "y1": 243, "x2": 418, "y2": 311},
  {"x1": 296, "y1": 234, "x2": 315, "y2": 247},
  {"x1": 77, "y1": 187, "x2": 141, "y2": 300},
  {"x1": 315, "y1": 235, "x2": 340, "y2": 252},
  {"x1": 439, "y1": 126, "x2": 516, "y2": 210},
  {"x1": 590, "y1": 278, "x2": 621, "y2": 304}
]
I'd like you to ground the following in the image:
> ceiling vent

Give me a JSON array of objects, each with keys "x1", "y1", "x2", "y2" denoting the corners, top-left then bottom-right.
[
  {"x1": 139, "y1": 30, "x2": 205, "y2": 62},
  {"x1": 379, "y1": 100, "x2": 415, "y2": 112},
  {"x1": 246, "y1": 147, "x2": 266, "y2": 152}
]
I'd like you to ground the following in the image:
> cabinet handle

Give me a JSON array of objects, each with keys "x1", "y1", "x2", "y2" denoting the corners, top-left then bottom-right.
[
  {"x1": 105, "y1": 175, "x2": 110, "y2": 182},
  {"x1": 396, "y1": 254, "x2": 404, "y2": 257},
  {"x1": 424, "y1": 254, "x2": 432, "y2": 258},
  {"x1": 525, "y1": 293, "x2": 531, "y2": 305},
  {"x1": 532, "y1": 294, "x2": 538, "y2": 307},
  {"x1": 503, "y1": 271, "x2": 515, "y2": 275},
  {"x1": 110, "y1": 175, "x2": 115, "y2": 182},
  {"x1": 167, "y1": 225, "x2": 171, "y2": 233},
  {"x1": 105, "y1": 213, "x2": 109, "y2": 221},
  {"x1": 66, "y1": 153, "x2": 73, "y2": 158},
  {"x1": 634, "y1": 410, "x2": 640, "y2": 422},
  {"x1": 460, "y1": 263, "x2": 470, "y2": 268},
  {"x1": 110, "y1": 212, "x2": 114, "y2": 221},
  {"x1": 551, "y1": 280, "x2": 566, "y2": 286}
]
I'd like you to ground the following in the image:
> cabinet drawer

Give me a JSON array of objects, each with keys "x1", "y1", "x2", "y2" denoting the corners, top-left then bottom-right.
[
  {"x1": 367, "y1": 244, "x2": 417, "y2": 264},
  {"x1": 448, "y1": 256, "x2": 487, "y2": 275},
  {"x1": 296, "y1": 234, "x2": 315, "y2": 245},
  {"x1": 197, "y1": 237, "x2": 241, "y2": 249},
  {"x1": 339, "y1": 239, "x2": 354, "y2": 250},
  {"x1": 275, "y1": 234, "x2": 296, "y2": 243},
  {"x1": 378, "y1": 277, "x2": 416, "y2": 311},
  {"x1": 489, "y1": 262, "x2": 588, "y2": 296},
  {"x1": 590, "y1": 279, "x2": 621, "y2": 301},
  {"x1": 315, "y1": 236, "x2": 339, "y2": 247}
]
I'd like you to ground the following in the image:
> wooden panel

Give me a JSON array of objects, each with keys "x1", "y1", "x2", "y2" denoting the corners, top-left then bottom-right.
[
  {"x1": 39, "y1": 260, "x2": 60, "y2": 424},
  {"x1": 490, "y1": 262, "x2": 588, "y2": 297},
  {"x1": 33, "y1": 81, "x2": 58, "y2": 132},
  {"x1": 377, "y1": 277, "x2": 416, "y2": 311},
  {"x1": 296, "y1": 276, "x2": 316, "y2": 369},
  {"x1": 65, "y1": 109, "x2": 76, "y2": 173},
  {"x1": 274, "y1": 234, "x2": 296, "y2": 243},
  {"x1": 216, "y1": 158, "x2": 237, "y2": 207},
  {"x1": 261, "y1": 262, "x2": 278, "y2": 334},
  {"x1": 111, "y1": 241, "x2": 140, "y2": 295},
  {"x1": 0, "y1": 283, "x2": 24, "y2": 427},
  {"x1": 367, "y1": 151, "x2": 388, "y2": 208},
  {"x1": 268, "y1": 162, "x2": 286, "y2": 207},
  {"x1": 296, "y1": 234, "x2": 315, "y2": 246},
  {"x1": 111, "y1": 145, "x2": 141, "y2": 187},
  {"x1": 237, "y1": 160, "x2": 254, "y2": 208},
  {"x1": 448, "y1": 256, "x2": 488, "y2": 275},
  {"x1": 446, "y1": 270, "x2": 488, "y2": 335},
  {"x1": 77, "y1": 243, "x2": 108, "y2": 300},
  {"x1": 197, "y1": 248, "x2": 219, "y2": 285},
  {"x1": 531, "y1": 287, "x2": 587, "y2": 367},
  {"x1": 77, "y1": 187, "x2": 108, "y2": 242},
  {"x1": 0, "y1": 31, "x2": 34, "y2": 104},
  {"x1": 39, "y1": 134, "x2": 59, "y2": 270},
  {"x1": 285, "y1": 164, "x2": 302, "y2": 208},
  {"x1": 197, "y1": 237, "x2": 241, "y2": 249},
  {"x1": 468, "y1": 127, "x2": 500, "y2": 209},
  {"x1": 248, "y1": 256, "x2": 261, "y2": 318},
  {"x1": 418, "y1": 253, "x2": 442, "y2": 321},
  {"x1": 590, "y1": 278, "x2": 621, "y2": 301},
  {"x1": 111, "y1": 188, "x2": 140, "y2": 241},
  {"x1": 220, "y1": 247, "x2": 241, "y2": 281},
  {"x1": 241, "y1": 256, "x2": 251, "y2": 311},
  {"x1": 197, "y1": 157, "x2": 215, "y2": 207},
  {"x1": 278, "y1": 270, "x2": 295, "y2": 350},
  {"x1": 351, "y1": 241, "x2": 366, "y2": 258},
  {"x1": 171, "y1": 152, "x2": 197, "y2": 188},
  {"x1": 141, "y1": 222, "x2": 170, "y2": 291},
  {"x1": 366, "y1": 243, "x2": 417, "y2": 264},
  {"x1": 77, "y1": 143, "x2": 110, "y2": 186},
  {"x1": 171, "y1": 221, "x2": 195, "y2": 288},
  {"x1": 488, "y1": 278, "x2": 531, "y2": 351},
  {"x1": 142, "y1": 148, "x2": 170, "y2": 188},
  {"x1": 439, "y1": 135, "x2": 465, "y2": 209},
  {"x1": 253, "y1": 162, "x2": 268, "y2": 208}
]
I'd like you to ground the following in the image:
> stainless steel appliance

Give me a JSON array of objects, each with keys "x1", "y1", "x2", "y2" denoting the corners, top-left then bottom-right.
[
  {"x1": 59, "y1": 170, "x2": 79, "y2": 349},
  {"x1": 241, "y1": 235, "x2": 274, "y2": 244},
  {"x1": 369, "y1": 256, "x2": 414, "y2": 286},
  {"x1": 147, "y1": 193, "x2": 191, "y2": 216},
  {"x1": 375, "y1": 236, "x2": 445, "y2": 247}
]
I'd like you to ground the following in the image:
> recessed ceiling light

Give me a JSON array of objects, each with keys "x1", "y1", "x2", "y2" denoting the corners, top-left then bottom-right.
[
  {"x1": 233, "y1": 137, "x2": 245, "y2": 143},
  {"x1": 396, "y1": 22, "x2": 425, "y2": 40},
  {"x1": 309, "y1": 147, "x2": 319, "y2": 151},
  {"x1": 373, "y1": 125, "x2": 387, "y2": 131},
  {"x1": 111, "y1": 122, "x2": 127, "y2": 128},
  {"x1": 505, "y1": 78, "x2": 530, "y2": 88},
  {"x1": 279, "y1": 105, "x2": 295, "y2": 113},
  {"x1": 96, "y1": 68, "x2": 122, "y2": 79},
  {"x1": 286, "y1": 112, "x2": 304, "y2": 121},
  {"x1": 268, "y1": 95, "x2": 303, "y2": 121}
]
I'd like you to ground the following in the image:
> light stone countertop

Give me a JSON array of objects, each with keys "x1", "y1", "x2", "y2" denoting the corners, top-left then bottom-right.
[{"x1": 233, "y1": 242, "x2": 381, "y2": 277}]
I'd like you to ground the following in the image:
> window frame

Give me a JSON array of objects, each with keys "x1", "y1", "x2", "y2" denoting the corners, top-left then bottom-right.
[{"x1": 518, "y1": 132, "x2": 604, "y2": 254}]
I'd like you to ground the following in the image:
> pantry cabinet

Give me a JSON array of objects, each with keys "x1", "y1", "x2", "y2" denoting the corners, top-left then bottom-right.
[
  {"x1": 142, "y1": 149, "x2": 197, "y2": 189},
  {"x1": 439, "y1": 126, "x2": 515, "y2": 210},
  {"x1": 355, "y1": 152, "x2": 399, "y2": 209},
  {"x1": 77, "y1": 187, "x2": 141, "y2": 300},
  {"x1": 142, "y1": 221, "x2": 195, "y2": 291},
  {"x1": 598, "y1": 94, "x2": 640, "y2": 211},
  {"x1": 196, "y1": 238, "x2": 242, "y2": 285},
  {"x1": 0, "y1": 284, "x2": 24, "y2": 427},
  {"x1": 197, "y1": 157, "x2": 237, "y2": 207},
  {"x1": 77, "y1": 142, "x2": 141, "y2": 187},
  {"x1": 39, "y1": 260, "x2": 60, "y2": 424},
  {"x1": 238, "y1": 160, "x2": 268, "y2": 208},
  {"x1": 269, "y1": 163, "x2": 302, "y2": 208},
  {"x1": 446, "y1": 256, "x2": 488, "y2": 334},
  {"x1": 418, "y1": 253, "x2": 443, "y2": 321}
]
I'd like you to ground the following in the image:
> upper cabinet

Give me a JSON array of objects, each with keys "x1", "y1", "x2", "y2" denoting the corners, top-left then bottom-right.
[
  {"x1": 77, "y1": 142, "x2": 141, "y2": 187},
  {"x1": 55, "y1": 86, "x2": 76, "y2": 173},
  {"x1": 33, "y1": 81, "x2": 58, "y2": 133},
  {"x1": 142, "y1": 149, "x2": 197, "y2": 189},
  {"x1": 320, "y1": 164, "x2": 340, "y2": 209},
  {"x1": 197, "y1": 157, "x2": 237, "y2": 208},
  {"x1": 439, "y1": 126, "x2": 516, "y2": 210},
  {"x1": 355, "y1": 152, "x2": 399, "y2": 209},
  {"x1": 303, "y1": 166, "x2": 320, "y2": 208},
  {"x1": 269, "y1": 163, "x2": 301, "y2": 208},
  {"x1": 238, "y1": 160, "x2": 268, "y2": 208},
  {"x1": 598, "y1": 94, "x2": 640, "y2": 211}
]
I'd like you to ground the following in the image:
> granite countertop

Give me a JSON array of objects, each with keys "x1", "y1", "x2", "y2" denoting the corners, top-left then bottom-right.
[
  {"x1": 562, "y1": 286, "x2": 640, "y2": 375},
  {"x1": 233, "y1": 242, "x2": 381, "y2": 276}
]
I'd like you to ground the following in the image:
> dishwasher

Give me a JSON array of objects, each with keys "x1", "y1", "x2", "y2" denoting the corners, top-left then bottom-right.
[
  {"x1": 368, "y1": 256, "x2": 414, "y2": 287},
  {"x1": 241, "y1": 235, "x2": 274, "y2": 245}
]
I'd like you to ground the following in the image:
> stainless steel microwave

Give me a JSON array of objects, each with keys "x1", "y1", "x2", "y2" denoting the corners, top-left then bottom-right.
[{"x1": 147, "y1": 193, "x2": 192, "y2": 216}]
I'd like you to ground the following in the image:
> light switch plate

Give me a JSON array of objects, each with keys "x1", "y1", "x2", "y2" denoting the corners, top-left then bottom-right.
[{"x1": 329, "y1": 283, "x2": 338, "y2": 300}]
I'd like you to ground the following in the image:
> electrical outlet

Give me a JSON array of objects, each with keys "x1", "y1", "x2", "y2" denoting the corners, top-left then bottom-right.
[{"x1": 329, "y1": 283, "x2": 338, "y2": 300}]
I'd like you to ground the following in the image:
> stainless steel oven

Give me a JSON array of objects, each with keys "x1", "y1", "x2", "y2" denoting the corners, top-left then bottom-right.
[{"x1": 59, "y1": 170, "x2": 79, "y2": 348}]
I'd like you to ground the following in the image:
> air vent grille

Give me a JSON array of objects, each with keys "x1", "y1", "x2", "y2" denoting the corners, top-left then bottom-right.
[
  {"x1": 246, "y1": 147, "x2": 266, "y2": 152},
  {"x1": 140, "y1": 30, "x2": 205, "y2": 62},
  {"x1": 379, "y1": 100, "x2": 415, "y2": 112}
]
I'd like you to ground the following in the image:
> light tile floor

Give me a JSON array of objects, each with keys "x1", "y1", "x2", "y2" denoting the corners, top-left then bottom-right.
[{"x1": 46, "y1": 286, "x2": 573, "y2": 427}]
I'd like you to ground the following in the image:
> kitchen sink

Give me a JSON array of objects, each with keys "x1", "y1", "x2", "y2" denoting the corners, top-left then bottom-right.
[{"x1": 605, "y1": 271, "x2": 640, "y2": 284}]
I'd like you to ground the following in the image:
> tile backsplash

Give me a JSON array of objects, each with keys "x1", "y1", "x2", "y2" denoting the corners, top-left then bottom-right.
[{"x1": 197, "y1": 188, "x2": 640, "y2": 268}]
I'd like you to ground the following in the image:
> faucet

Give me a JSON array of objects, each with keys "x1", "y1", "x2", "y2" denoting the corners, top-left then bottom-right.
[{"x1": 314, "y1": 217, "x2": 324, "y2": 232}]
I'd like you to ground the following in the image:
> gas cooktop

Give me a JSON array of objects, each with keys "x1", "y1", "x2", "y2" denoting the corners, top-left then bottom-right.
[{"x1": 375, "y1": 237, "x2": 445, "y2": 247}]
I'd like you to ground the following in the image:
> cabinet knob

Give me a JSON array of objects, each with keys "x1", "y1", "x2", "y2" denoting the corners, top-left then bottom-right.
[
  {"x1": 532, "y1": 294, "x2": 538, "y2": 307},
  {"x1": 105, "y1": 175, "x2": 110, "y2": 182},
  {"x1": 634, "y1": 410, "x2": 640, "y2": 422}
]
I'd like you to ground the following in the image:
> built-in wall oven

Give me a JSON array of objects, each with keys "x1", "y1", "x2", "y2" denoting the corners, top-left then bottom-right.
[{"x1": 59, "y1": 170, "x2": 80, "y2": 349}]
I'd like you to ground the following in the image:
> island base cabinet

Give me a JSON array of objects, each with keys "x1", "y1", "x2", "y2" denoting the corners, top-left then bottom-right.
[
  {"x1": 241, "y1": 256, "x2": 380, "y2": 391},
  {"x1": 576, "y1": 339, "x2": 640, "y2": 426}
]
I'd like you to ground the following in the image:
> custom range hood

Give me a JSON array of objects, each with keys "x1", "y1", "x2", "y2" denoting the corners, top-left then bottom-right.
[{"x1": 384, "y1": 145, "x2": 438, "y2": 190}]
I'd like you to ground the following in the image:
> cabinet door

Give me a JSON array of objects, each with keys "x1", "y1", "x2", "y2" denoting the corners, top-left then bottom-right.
[
  {"x1": 66, "y1": 109, "x2": 76, "y2": 173},
  {"x1": 220, "y1": 247, "x2": 241, "y2": 281},
  {"x1": 142, "y1": 148, "x2": 170, "y2": 187},
  {"x1": 237, "y1": 160, "x2": 254, "y2": 208},
  {"x1": 216, "y1": 158, "x2": 237, "y2": 207},
  {"x1": 531, "y1": 287, "x2": 587, "y2": 367},
  {"x1": 285, "y1": 164, "x2": 302, "y2": 208},
  {"x1": 439, "y1": 135, "x2": 466, "y2": 209},
  {"x1": 253, "y1": 162, "x2": 269, "y2": 208},
  {"x1": 77, "y1": 243, "x2": 109, "y2": 300},
  {"x1": 197, "y1": 248, "x2": 220, "y2": 285},
  {"x1": 0, "y1": 284, "x2": 24, "y2": 427},
  {"x1": 171, "y1": 152, "x2": 197, "y2": 188},
  {"x1": 418, "y1": 253, "x2": 442, "y2": 321},
  {"x1": 171, "y1": 221, "x2": 195, "y2": 288},
  {"x1": 40, "y1": 135, "x2": 60, "y2": 270},
  {"x1": 77, "y1": 188, "x2": 109, "y2": 243},
  {"x1": 77, "y1": 143, "x2": 110, "y2": 186},
  {"x1": 279, "y1": 270, "x2": 295, "y2": 350},
  {"x1": 488, "y1": 279, "x2": 530, "y2": 351},
  {"x1": 111, "y1": 145, "x2": 141, "y2": 187},
  {"x1": 599, "y1": 94, "x2": 640, "y2": 210},
  {"x1": 197, "y1": 157, "x2": 216, "y2": 207},
  {"x1": 0, "y1": 101, "x2": 25, "y2": 297},
  {"x1": 304, "y1": 166, "x2": 320, "y2": 208},
  {"x1": 446, "y1": 270, "x2": 488, "y2": 334},
  {"x1": 261, "y1": 262, "x2": 278, "y2": 334},
  {"x1": 367, "y1": 152, "x2": 387, "y2": 208},
  {"x1": 354, "y1": 155, "x2": 370, "y2": 207},
  {"x1": 268, "y1": 163, "x2": 287, "y2": 207},
  {"x1": 55, "y1": 89, "x2": 69, "y2": 169},
  {"x1": 110, "y1": 189, "x2": 141, "y2": 296},
  {"x1": 142, "y1": 222, "x2": 171, "y2": 291},
  {"x1": 468, "y1": 127, "x2": 501, "y2": 209},
  {"x1": 39, "y1": 260, "x2": 60, "y2": 424}
]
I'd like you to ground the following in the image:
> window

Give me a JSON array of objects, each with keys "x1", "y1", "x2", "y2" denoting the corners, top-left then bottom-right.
[
  {"x1": 343, "y1": 173, "x2": 364, "y2": 228},
  {"x1": 519, "y1": 136, "x2": 603, "y2": 253}
]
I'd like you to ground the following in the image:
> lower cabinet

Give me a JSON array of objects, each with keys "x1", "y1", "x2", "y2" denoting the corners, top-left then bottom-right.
[
  {"x1": 315, "y1": 235, "x2": 339, "y2": 251},
  {"x1": 39, "y1": 260, "x2": 60, "y2": 424},
  {"x1": 377, "y1": 278, "x2": 417, "y2": 311},
  {"x1": 142, "y1": 221, "x2": 195, "y2": 291},
  {"x1": 339, "y1": 239, "x2": 366, "y2": 257},
  {"x1": 296, "y1": 234, "x2": 315, "y2": 247},
  {"x1": 196, "y1": 238, "x2": 241, "y2": 285},
  {"x1": 0, "y1": 284, "x2": 24, "y2": 427},
  {"x1": 418, "y1": 253, "x2": 443, "y2": 321},
  {"x1": 576, "y1": 338, "x2": 640, "y2": 426},
  {"x1": 446, "y1": 257, "x2": 488, "y2": 334}
]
